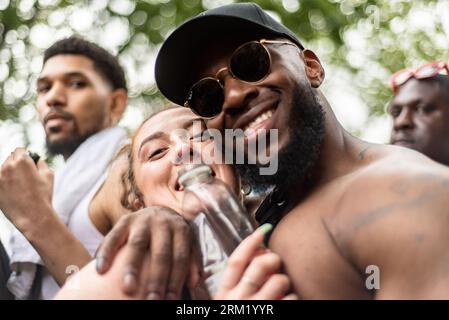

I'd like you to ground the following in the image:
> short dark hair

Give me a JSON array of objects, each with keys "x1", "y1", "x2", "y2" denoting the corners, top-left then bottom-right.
[{"x1": 43, "y1": 36, "x2": 127, "y2": 91}]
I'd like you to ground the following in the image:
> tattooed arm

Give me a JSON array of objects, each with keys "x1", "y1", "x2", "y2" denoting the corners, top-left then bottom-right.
[
  {"x1": 269, "y1": 151, "x2": 449, "y2": 299},
  {"x1": 342, "y1": 160, "x2": 449, "y2": 299}
]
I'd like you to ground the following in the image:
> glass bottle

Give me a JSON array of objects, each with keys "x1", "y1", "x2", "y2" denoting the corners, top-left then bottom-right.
[{"x1": 179, "y1": 164, "x2": 255, "y2": 296}]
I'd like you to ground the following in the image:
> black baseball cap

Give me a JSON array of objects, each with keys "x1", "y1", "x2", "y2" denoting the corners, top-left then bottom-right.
[{"x1": 155, "y1": 2, "x2": 304, "y2": 106}]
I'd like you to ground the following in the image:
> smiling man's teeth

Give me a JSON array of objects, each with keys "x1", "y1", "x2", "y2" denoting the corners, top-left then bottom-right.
[{"x1": 244, "y1": 109, "x2": 274, "y2": 134}]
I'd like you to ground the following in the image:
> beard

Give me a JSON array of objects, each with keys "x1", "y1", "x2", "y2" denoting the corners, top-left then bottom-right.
[
  {"x1": 236, "y1": 85, "x2": 326, "y2": 194},
  {"x1": 46, "y1": 134, "x2": 89, "y2": 157},
  {"x1": 46, "y1": 121, "x2": 93, "y2": 157}
]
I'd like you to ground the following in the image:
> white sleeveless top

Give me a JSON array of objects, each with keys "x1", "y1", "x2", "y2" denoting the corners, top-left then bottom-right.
[{"x1": 39, "y1": 174, "x2": 106, "y2": 300}]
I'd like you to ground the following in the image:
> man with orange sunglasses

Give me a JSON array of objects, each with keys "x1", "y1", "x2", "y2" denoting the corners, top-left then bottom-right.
[{"x1": 388, "y1": 61, "x2": 449, "y2": 166}]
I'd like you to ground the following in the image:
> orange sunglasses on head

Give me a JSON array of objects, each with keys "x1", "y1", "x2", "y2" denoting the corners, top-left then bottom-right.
[{"x1": 389, "y1": 61, "x2": 449, "y2": 93}]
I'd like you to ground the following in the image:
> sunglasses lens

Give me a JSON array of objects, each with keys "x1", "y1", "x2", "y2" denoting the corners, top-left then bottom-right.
[
  {"x1": 187, "y1": 79, "x2": 224, "y2": 118},
  {"x1": 416, "y1": 65, "x2": 438, "y2": 78},
  {"x1": 394, "y1": 70, "x2": 413, "y2": 87},
  {"x1": 230, "y1": 42, "x2": 270, "y2": 82}
]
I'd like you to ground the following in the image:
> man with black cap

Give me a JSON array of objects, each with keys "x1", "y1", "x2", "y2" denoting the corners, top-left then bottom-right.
[{"x1": 101, "y1": 3, "x2": 449, "y2": 298}]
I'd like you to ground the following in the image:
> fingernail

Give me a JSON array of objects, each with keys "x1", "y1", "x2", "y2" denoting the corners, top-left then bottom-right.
[
  {"x1": 96, "y1": 257, "x2": 106, "y2": 272},
  {"x1": 258, "y1": 223, "x2": 273, "y2": 235},
  {"x1": 124, "y1": 273, "x2": 137, "y2": 292},
  {"x1": 146, "y1": 292, "x2": 161, "y2": 300}
]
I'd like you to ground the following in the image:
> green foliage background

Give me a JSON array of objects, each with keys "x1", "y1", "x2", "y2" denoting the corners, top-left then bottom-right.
[{"x1": 1, "y1": 0, "x2": 448, "y2": 147}]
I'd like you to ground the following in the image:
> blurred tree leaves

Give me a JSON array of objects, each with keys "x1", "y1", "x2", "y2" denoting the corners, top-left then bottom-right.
[{"x1": 1, "y1": 0, "x2": 448, "y2": 142}]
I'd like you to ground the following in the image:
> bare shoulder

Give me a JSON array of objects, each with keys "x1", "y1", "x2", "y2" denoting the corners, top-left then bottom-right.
[
  {"x1": 273, "y1": 145, "x2": 449, "y2": 242},
  {"x1": 89, "y1": 154, "x2": 131, "y2": 234},
  {"x1": 345, "y1": 145, "x2": 449, "y2": 216},
  {"x1": 335, "y1": 145, "x2": 449, "y2": 239},
  {"x1": 331, "y1": 146, "x2": 449, "y2": 297},
  {"x1": 355, "y1": 145, "x2": 449, "y2": 185},
  {"x1": 269, "y1": 145, "x2": 449, "y2": 298}
]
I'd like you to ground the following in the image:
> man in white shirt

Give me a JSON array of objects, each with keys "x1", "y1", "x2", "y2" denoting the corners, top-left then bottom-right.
[{"x1": 0, "y1": 36, "x2": 129, "y2": 299}]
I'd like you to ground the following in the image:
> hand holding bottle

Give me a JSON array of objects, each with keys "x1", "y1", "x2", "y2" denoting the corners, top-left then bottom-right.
[{"x1": 214, "y1": 224, "x2": 298, "y2": 300}]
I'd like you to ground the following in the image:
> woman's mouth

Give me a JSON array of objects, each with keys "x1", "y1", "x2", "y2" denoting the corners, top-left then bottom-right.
[{"x1": 175, "y1": 165, "x2": 217, "y2": 192}]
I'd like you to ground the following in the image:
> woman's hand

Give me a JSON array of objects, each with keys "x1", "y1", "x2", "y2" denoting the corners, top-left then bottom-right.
[{"x1": 214, "y1": 223, "x2": 297, "y2": 300}]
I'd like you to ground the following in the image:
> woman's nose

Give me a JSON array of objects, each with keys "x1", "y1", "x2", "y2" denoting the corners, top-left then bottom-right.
[{"x1": 173, "y1": 140, "x2": 200, "y2": 165}]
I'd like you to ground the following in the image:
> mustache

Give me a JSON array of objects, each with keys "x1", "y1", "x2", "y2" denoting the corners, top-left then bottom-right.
[{"x1": 43, "y1": 109, "x2": 74, "y2": 125}]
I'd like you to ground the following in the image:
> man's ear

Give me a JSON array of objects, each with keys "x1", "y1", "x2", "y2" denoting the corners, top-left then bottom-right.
[
  {"x1": 109, "y1": 89, "x2": 128, "y2": 126},
  {"x1": 302, "y1": 49, "x2": 325, "y2": 88}
]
